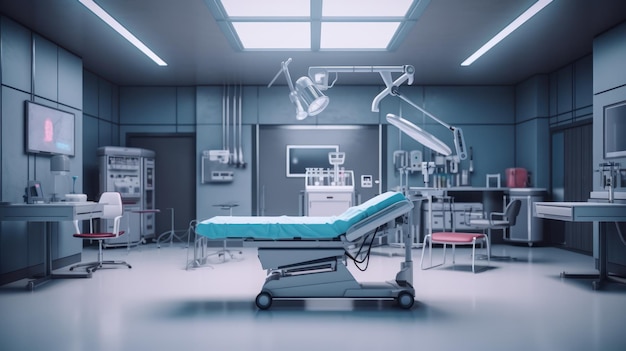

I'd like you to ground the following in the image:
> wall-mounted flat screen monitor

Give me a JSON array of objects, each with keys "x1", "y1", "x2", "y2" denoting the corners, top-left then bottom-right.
[
  {"x1": 286, "y1": 145, "x2": 338, "y2": 177},
  {"x1": 604, "y1": 100, "x2": 626, "y2": 159},
  {"x1": 25, "y1": 101, "x2": 75, "y2": 156}
]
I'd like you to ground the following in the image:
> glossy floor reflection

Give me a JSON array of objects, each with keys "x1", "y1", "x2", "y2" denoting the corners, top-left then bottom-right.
[{"x1": 1, "y1": 242, "x2": 626, "y2": 351}]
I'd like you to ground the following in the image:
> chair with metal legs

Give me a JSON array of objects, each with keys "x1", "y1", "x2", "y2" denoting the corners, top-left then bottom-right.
[
  {"x1": 466, "y1": 199, "x2": 522, "y2": 260},
  {"x1": 421, "y1": 231, "x2": 490, "y2": 273},
  {"x1": 70, "y1": 192, "x2": 132, "y2": 273}
]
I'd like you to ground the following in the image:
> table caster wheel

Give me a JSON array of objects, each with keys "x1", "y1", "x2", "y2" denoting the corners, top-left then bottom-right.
[
  {"x1": 255, "y1": 291, "x2": 273, "y2": 310},
  {"x1": 397, "y1": 291, "x2": 414, "y2": 309}
]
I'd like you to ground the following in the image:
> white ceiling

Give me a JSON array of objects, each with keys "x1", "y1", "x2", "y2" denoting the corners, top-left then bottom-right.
[{"x1": 1, "y1": 0, "x2": 625, "y2": 87}]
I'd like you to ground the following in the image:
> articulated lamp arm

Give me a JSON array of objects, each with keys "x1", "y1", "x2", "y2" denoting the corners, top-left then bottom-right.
[
  {"x1": 308, "y1": 65, "x2": 415, "y2": 112},
  {"x1": 268, "y1": 58, "x2": 307, "y2": 120},
  {"x1": 390, "y1": 88, "x2": 467, "y2": 160}
]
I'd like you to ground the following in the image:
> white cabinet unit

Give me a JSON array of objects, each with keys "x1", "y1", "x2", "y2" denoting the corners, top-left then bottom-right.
[{"x1": 306, "y1": 191, "x2": 354, "y2": 216}]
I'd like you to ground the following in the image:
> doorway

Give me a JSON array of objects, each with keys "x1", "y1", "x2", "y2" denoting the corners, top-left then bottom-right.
[
  {"x1": 127, "y1": 134, "x2": 196, "y2": 238},
  {"x1": 550, "y1": 122, "x2": 593, "y2": 252}
]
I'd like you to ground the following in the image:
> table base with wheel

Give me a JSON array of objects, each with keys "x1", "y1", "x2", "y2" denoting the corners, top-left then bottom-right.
[{"x1": 535, "y1": 201, "x2": 626, "y2": 290}]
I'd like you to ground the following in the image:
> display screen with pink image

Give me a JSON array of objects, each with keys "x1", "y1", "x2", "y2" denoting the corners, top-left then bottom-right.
[{"x1": 25, "y1": 101, "x2": 75, "y2": 156}]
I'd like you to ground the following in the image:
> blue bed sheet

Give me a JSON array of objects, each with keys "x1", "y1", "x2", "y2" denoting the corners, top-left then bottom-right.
[{"x1": 195, "y1": 191, "x2": 407, "y2": 240}]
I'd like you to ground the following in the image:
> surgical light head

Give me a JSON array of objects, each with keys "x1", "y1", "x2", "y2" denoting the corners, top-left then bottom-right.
[
  {"x1": 386, "y1": 114, "x2": 452, "y2": 156},
  {"x1": 268, "y1": 58, "x2": 329, "y2": 120},
  {"x1": 295, "y1": 77, "x2": 329, "y2": 116},
  {"x1": 387, "y1": 86, "x2": 467, "y2": 160}
]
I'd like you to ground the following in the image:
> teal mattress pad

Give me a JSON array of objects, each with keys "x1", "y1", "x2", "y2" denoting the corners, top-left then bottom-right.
[{"x1": 195, "y1": 191, "x2": 406, "y2": 240}]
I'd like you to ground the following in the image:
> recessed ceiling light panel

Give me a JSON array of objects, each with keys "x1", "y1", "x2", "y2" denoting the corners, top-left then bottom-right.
[
  {"x1": 233, "y1": 22, "x2": 311, "y2": 49},
  {"x1": 206, "y1": 0, "x2": 429, "y2": 51},
  {"x1": 221, "y1": 0, "x2": 310, "y2": 17},
  {"x1": 322, "y1": 0, "x2": 413, "y2": 17},
  {"x1": 321, "y1": 22, "x2": 400, "y2": 49}
]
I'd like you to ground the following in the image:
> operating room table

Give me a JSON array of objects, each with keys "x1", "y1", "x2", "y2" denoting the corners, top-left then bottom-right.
[{"x1": 196, "y1": 191, "x2": 416, "y2": 309}]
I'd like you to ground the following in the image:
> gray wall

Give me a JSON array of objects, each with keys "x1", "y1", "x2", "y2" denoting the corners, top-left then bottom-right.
[
  {"x1": 0, "y1": 17, "x2": 84, "y2": 284},
  {"x1": 83, "y1": 70, "x2": 120, "y2": 199},
  {"x1": 514, "y1": 54, "x2": 594, "y2": 191},
  {"x1": 514, "y1": 54, "x2": 595, "y2": 249},
  {"x1": 593, "y1": 22, "x2": 626, "y2": 180},
  {"x1": 592, "y1": 21, "x2": 626, "y2": 269},
  {"x1": 257, "y1": 126, "x2": 380, "y2": 216}
]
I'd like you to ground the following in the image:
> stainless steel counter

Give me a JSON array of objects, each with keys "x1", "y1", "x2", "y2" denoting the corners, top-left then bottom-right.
[{"x1": 535, "y1": 202, "x2": 626, "y2": 222}]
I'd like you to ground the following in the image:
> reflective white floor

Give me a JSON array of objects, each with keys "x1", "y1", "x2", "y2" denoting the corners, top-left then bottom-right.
[{"x1": 1, "y1": 242, "x2": 626, "y2": 351}]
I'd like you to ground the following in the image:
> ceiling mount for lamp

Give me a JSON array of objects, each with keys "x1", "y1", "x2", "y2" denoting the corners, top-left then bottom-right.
[{"x1": 268, "y1": 58, "x2": 329, "y2": 120}]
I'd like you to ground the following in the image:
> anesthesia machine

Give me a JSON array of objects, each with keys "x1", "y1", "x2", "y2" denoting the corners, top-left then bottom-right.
[{"x1": 98, "y1": 146, "x2": 156, "y2": 246}]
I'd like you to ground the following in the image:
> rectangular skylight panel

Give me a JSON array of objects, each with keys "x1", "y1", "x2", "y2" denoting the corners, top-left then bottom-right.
[
  {"x1": 320, "y1": 22, "x2": 400, "y2": 49},
  {"x1": 322, "y1": 0, "x2": 414, "y2": 17},
  {"x1": 233, "y1": 22, "x2": 311, "y2": 49},
  {"x1": 221, "y1": 0, "x2": 310, "y2": 17}
]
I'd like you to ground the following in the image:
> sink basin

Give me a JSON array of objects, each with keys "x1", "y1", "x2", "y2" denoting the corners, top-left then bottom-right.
[{"x1": 534, "y1": 202, "x2": 626, "y2": 222}]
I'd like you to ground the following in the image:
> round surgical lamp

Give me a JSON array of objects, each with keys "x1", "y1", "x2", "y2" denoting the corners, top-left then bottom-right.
[
  {"x1": 295, "y1": 76, "x2": 329, "y2": 116},
  {"x1": 386, "y1": 114, "x2": 452, "y2": 156}
]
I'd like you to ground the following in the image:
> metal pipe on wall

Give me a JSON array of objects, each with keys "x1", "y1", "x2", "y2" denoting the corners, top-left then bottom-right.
[
  {"x1": 225, "y1": 85, "x2": 230, "y2": 163},
  {"x1": 218, "y1": 84, "x2": 246, "y2": 168},
  {"x1": 238, "y1": 84, "x2": 246, "y2": 168},
  {"x1": 222, "y1": 85, "x2": 226, "y2": 151},
  {"x1": 232, "y1": 84, "x2": 238, "y2": 165}
]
